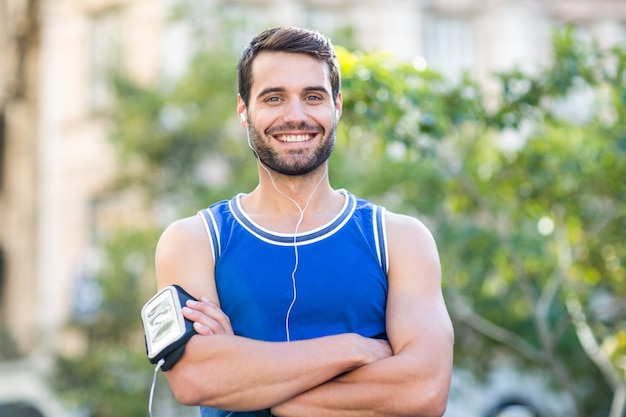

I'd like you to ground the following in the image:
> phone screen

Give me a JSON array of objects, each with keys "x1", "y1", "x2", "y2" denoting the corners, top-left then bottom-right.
[{"x1": 143, "y1": 288, "x2": 185, "y2": 358}]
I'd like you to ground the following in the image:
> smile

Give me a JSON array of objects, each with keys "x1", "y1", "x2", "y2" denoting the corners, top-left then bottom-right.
[{"x1": 273, "y1": 134, "x2": 315, "y2": 143}]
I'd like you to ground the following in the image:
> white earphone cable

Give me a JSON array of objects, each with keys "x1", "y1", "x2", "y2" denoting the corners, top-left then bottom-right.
[
  {"x1": 148, "y1": 358, "x2": 165, "y2": 417},
  {"x1": 246, "y1": 127, "x2": 327, "y2": 341}
]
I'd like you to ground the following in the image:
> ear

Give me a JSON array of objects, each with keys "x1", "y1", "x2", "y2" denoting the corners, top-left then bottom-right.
[
  {"x1": 237, "y1": 94, "x2": 247, "y2": 126},
  {"x1": 334, "y1": 91, "x2": 343, "y2": 120}
]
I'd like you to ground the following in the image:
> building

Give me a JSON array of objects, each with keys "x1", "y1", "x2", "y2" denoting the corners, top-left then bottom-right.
[{"x1": 0, "y1": 0, "x2": 624, "y2": 414}]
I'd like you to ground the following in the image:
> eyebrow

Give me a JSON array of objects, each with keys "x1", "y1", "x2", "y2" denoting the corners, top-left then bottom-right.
[
  {"x1": 256, "y1": 87, "x2": 285, "y2": 98},
  {"x1": 256, "y1": 85, "x2": 330, "y2": 99}
]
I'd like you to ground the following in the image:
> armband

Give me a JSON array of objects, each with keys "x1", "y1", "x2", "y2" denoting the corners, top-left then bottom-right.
[{"x1": 141, "y1": 285, "x2": 197, "y2": 371}]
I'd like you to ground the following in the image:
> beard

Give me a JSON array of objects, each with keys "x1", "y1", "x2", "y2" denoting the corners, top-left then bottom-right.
[{"x1": 247, "y1": 121, "x2": 336, "y2": 176}]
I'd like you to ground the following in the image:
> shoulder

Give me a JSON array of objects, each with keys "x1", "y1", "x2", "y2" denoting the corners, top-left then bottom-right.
[
  {"x1": 157, "y1": 194, "x2": 234, "y2": 250},
  {"x1": 384, "y1": 210, "x2": 441, "y2": 282},
  {"x1": 385, "y1": 211, "x2": 436, "y2": 247},
  {"x1": 155, "y1": 214, "x2": 215, "y2": 296},
  {"x1": 157, "y1": 214, "x2": 208, "y2": 253},
  {"x1": 348, "y1": 194, "x2": 437, "y2": 257}
]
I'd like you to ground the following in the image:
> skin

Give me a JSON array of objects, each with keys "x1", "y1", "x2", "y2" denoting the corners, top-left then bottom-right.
[{"x1": 155, "y1": 51, "x2": 454, "y2": 417}]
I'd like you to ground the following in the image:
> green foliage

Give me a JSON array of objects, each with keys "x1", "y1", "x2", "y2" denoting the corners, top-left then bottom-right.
[
  {"x1": 54, "y1": 228, "x2": 161, "y2": 417},
  {"x1": 332, "y1": 27, "x2": 625, "y2": 416},
  {"x1": 108, "y1": 49, "x2": 251, "y2": 207},
  {"x1": 56, "y1": 24, "x2": 626, "y2": 417},
  {"x1": 55, "y1": 347, "x2": 150, "y2": 417}
]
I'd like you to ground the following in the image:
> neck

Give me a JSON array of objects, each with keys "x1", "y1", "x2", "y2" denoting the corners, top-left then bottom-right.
[
  {"x1": 240, "y1": 164, "x2": 346, "y2": 233},
  {"x1": 243, "y1": 162, "x2": 338, "y2": 216},
  {"x1": 263, "y1": 164, "x2": 329, "y2": 210}
]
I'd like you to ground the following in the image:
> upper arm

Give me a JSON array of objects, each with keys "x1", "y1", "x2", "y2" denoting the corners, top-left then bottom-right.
[
  {"x1": 155, "y1": 214, "x2": 219, "y2": 304},
  {"x1": 385, "y1": 212, "x2": 454, "y2": 400}
]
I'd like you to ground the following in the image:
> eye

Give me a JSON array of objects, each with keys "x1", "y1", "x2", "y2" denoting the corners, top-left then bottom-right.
[
  {"x1": 266, "y1": 96, "x2": 281, "y2": 103},
  {"x1": 305, "y1": 95, "x2": 325, "y2": 102}
]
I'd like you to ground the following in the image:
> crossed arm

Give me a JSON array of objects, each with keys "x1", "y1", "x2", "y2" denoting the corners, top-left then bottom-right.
[{"x1": 155, "y1": 212, "x2": 454, "y2": 417}]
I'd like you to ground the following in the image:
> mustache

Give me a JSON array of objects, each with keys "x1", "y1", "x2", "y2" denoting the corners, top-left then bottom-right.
[{"x1": 266, "y1": 122, "x2": 323, "y2": 135}]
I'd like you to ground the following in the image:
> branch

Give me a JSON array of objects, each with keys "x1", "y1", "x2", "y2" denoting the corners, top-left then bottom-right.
[
  {"x1": 554, "y1": 211, "x2": 626, "y2": 417},
  {"x1": 553, "y1": 210, "x2": 623, "y2": 390},
  {"x1": 535, "y1": 266, "x2": 563, "y2": 352},
  {"x1": 609, "y1": 385, "x2": 626, "y2": 417},
  {"x1": 566, "y1": 295, "x2": 623, "y2": 391},
  {"x1": 450, "y1": 294, "x2": 545, "y2": 363},
  {"x1": 566, "y1": 295, "x2": 626, "y2": 417}
]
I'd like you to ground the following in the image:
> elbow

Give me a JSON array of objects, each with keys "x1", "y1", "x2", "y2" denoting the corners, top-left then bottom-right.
[
  {"x1": 165, "y1": 337, "x2": 241, "y2": 409},
  {"x1": 166, "y1": 361, "x2": 216, "y2": 406},
  {"x1": 424, "y1": 390, "x2": 449, "y2": 417},
  {"x1": 423, "y1": 382, "x2": 450, "y2": 417},
  {"x1": 167, "y1": 366, "x2": 203, "y2": 406},
  {"x1": 402, "y1": 377, "x2": 450, "y2": 417},
  {"x1": 406, "y1": 388, "x2": 448, "y2": 417},
  {"x1": 171, "y1": 385, "x2": 199, "y2": 407},
  {"x1": 171, "y1": 387, "x2": 198, "y2": 407}
]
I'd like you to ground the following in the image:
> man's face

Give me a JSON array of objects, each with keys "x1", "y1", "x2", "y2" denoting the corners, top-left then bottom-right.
[{"x1": 240, "y1": 51, "x2": 342, "y2": 176}]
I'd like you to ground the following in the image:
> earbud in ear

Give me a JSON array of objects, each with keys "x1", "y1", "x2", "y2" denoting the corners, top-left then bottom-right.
[
  {"x1": 240, "y1": 113, "x2": 247, "y2": 123},
  {"x1": 335, "y1": 109, "x2": 340, "y2": 119}
]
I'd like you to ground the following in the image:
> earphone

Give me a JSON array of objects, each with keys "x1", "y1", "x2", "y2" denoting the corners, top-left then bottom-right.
[{"x1": 241, "y1": 110, "x2": 327, "y2": 342}]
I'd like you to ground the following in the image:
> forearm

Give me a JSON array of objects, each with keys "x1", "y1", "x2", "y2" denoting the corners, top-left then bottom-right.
[
  {"x1": 166, "y1": 332, "x2": 385, "y2": 411},
  {"x1": 272, "y1": 345, "x2": 451, "y2": 417}
]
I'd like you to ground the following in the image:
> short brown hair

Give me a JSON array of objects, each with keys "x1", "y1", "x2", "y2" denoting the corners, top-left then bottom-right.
[{"x1": 237, "y1": 27, "x2": 341, "y2": 107}]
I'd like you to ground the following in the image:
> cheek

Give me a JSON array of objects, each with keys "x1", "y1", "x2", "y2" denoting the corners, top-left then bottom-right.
[
  {"x1": 251, "y1": 109, "x2": 281, "y2": 129},
  {"x1": 307, "y1": 107, "x2": 335, "y2": 125}
]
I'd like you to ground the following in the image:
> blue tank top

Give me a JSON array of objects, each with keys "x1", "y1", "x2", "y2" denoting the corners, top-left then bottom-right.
[{"x1": 197, "y1": 190, "x2": 388, "y2": 417}]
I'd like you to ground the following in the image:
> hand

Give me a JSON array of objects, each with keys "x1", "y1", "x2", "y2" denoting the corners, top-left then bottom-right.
[
  {"x1": 182, "y1": 297, "x2": 234, "y2": 335},
  {"x1": 362, "y1": 337, "x2": 393, "y2": 364},
  {"x1": 348, "y1": 335, "x2": 393, "y2": 370}
]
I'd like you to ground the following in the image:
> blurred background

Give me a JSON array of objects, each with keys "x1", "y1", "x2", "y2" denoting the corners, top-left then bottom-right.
[{"x1": 1, "y1": 0, "x2": 625, "y2": 416}]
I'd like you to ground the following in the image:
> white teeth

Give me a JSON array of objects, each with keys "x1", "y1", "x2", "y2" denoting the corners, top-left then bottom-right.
[{"x1": 276, "y1": 134, "x2": 311, "y2": 143}]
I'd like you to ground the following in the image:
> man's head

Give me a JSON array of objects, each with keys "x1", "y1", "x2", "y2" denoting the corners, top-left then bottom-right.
[
  {"x1": 237, "y1": 27, "x2": 341, "y2": 108},
  {"x1": 236, "y1": 27, "x2": 342, "y2": 177}
]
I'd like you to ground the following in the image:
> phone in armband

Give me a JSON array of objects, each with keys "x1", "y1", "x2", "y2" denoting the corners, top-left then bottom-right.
[{"x1": 141, "y1": 285, "x2": 198, "y2": 371}]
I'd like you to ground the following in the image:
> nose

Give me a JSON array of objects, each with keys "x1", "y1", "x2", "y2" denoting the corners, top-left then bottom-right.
[{"x1": 282, "y1": 99, "x2": 307, "y2": 124}]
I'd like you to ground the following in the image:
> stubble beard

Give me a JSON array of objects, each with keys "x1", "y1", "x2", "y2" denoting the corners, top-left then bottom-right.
[{"x1": 248, "y1": 121, "x2": 336, "y2": 176}]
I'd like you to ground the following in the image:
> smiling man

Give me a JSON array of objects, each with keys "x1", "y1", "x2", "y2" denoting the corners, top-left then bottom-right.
[{"x1": 154, "y1": 26, "x2": 454, "y2": 417}]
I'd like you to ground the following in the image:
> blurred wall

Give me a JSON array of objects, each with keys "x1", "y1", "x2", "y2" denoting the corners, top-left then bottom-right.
[{"x1": 0, "y1": 0, "x2": 41, "y2": 355}]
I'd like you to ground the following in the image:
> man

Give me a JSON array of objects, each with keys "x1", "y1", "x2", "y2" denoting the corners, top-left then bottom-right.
[{"x1": 155, "y1": 26, "x2": 454, "y2": 417}]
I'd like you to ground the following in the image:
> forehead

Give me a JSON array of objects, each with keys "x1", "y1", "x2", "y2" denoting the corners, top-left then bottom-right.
[{"x1": 250, "y1": 51, "x2": 331, "y2": 96}]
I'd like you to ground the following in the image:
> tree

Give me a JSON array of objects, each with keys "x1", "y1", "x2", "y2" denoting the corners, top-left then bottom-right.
[
  {"x1": 55, "y1": 25, "x2": 625, "y2": 417},
  {"x1": 333, "y1": 27, "x2": 625, "y2": 416}
]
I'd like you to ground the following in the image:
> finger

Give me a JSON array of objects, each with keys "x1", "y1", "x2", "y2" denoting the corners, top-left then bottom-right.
[
  {"x1": 186, "y1": 298, "x2": 234, "y2": 335},
  {"x1": 200, "y1": 297, "x2": 234, "y2": 334},
  {"x1": 182, "y1": 304, "x2": 233, "y2": 335},
  {"x1": 193, "y1": 321, "x2": 212, "y2": 336},
  {"x1": 183, "y1": 307, "x2": 225, "y2": 335}
]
